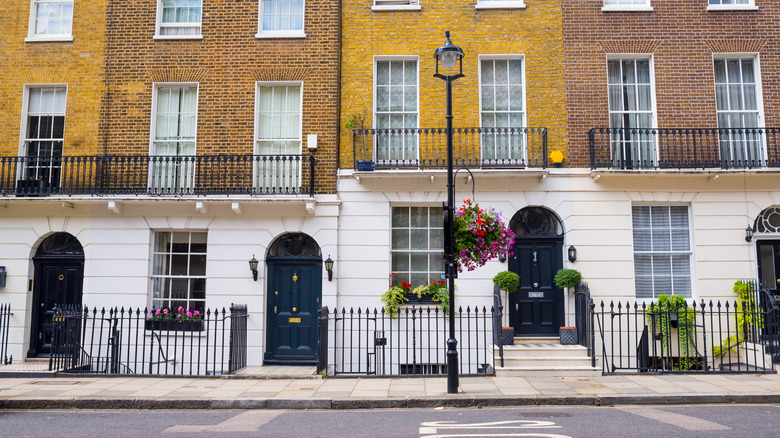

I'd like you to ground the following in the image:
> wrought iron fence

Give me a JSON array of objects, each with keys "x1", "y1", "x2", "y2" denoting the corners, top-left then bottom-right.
[
  {"x1": 593, "y1": 283, "x2": 779, "y2": 374},
  {"x1": 589, "y1": 127, "x2": 780, "y2": 170},
  {"x1": 574, "y1": 282, "x2": 596, "y2": 366},
  {"x1": 0, "y1": 154, "x2": 315, "y2": 196},
  {"x1": 352, "y1": 127, "x2": 548, "y2": 170},
  {"x1": 49, "y1": 304, "x2": 248, "y2": 376},
  {"x1": 1, "y1": 303, "x2": 11, "y2": 365},
  {"x1": 318, "y1": 306, "x2": 496, "y2": 376}
]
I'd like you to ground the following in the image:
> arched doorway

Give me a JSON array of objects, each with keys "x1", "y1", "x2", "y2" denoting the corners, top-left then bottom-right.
[
  {"x1": 29, "y1": 232, "x2": 84, "y2": 357},
  {"x1": 264, "y1": 233, "x2": 322, "y2": 364},
  {"x1": 754, "y1": 206, "x2": 780, "y2": 297},
  {"x1": 507, "y1": 207, "x2": 564, "y2": 337}
]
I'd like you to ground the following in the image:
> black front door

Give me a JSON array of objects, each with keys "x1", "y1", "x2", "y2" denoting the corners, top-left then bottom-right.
[
  {"x1": 758, "y1": 240, "x2": 780, "y2": 297},
  {"x1": 509, "y1": 239, "x2": 564, "y2": 336},
  {"x1": 30, "y1": 260, "x2": 83, "y2": 356},
  {"x1": 265, "y1": 261, "x2": 321, "y2": 364}
]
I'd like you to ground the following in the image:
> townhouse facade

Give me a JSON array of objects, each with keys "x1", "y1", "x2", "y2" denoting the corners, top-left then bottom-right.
[{"x1": 0, "y1": 0, "x2": 340, "y2": 367}]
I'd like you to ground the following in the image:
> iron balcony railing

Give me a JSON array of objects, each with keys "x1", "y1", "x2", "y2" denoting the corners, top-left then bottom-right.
[
  {"x1": 352, "y1": 127, "x2": 548, "y2": 170},
  {"x1": 49, "y1": 304, "x2": 248, "y2": 376},
  {"x1": 317, "y1": 305, "x2": 496, "y2": 377},
  {"x1": 0, "y1": 154, "x2": 316, "y2": 196},
  {"x1": 589, "y1": 127, "x2": 780, "y2": 170}
]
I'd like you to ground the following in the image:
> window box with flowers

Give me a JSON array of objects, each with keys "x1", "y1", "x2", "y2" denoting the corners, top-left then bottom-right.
[
  {"x1": 145, "y1": 307, "x2": 204, "y2": 332},
  {"x1": 454, "y1": 199, "x2": 515, "y2": 271},
  {"x1": 382, "y1": 277, "x2": 452, "y2": 318}
]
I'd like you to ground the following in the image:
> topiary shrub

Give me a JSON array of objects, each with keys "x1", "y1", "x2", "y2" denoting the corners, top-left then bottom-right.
[
  {"x1": 493, "y1": 271, "x2": 520, "y2": 294},
  {"x1": 554, "y1": 268, "x2": 582, "y2": 289}
]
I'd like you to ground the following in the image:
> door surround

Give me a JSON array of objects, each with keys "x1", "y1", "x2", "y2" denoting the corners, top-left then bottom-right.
[
  {"x1": 28, "y1": 232, "x2": 84, "y2": 357},
  {"x1": 264, "y1": 233, "x2": 322, "y2": 364}
]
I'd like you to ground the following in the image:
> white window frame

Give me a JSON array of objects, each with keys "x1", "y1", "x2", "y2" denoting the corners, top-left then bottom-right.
[
  {"x1": 478, "y1": 55, "x2": 528, "y2": 164},
  {"x1": 475, "y1": 0, "x2": 526, "y2": 10},
  {"x1": 606, "y1": 55, "x2": 658, "y2": 168},
  {"x1": 602, "y1": 0, "x2": 653, "y2": 12},
  {"x1": 149, "y1": 83, "x2": 199, "y2": 191},
  {"x1": 18, "y1": 84, "x2": 68, "y2": 185},
  {"x1": 707, "y1": 0, "x2": 757, "y2": 12},
  {"x1": 373, "y1": 56, "x2": 420, "y2": 164},
  {"x1": 253, "y1": 81, "x2": 304, "y2": 191},
  {"x1": 631, "y1": 205, "x2": 695, "y2": 300},
  {"x1": 149, "y1": 230, "x2": 208, "y2": 313},
  {"x1": 371, "y1": 0, "x2": 421, "y2": 12},
  {"x1": 256, "y1": 0, "x2": 306, "y2": 39},
  {"x1": 26, "y1": 0, "x2": 74, "y2": 43},
  {"x1": 390, "y1": 205, "x2": 445, "y2": 288},
  {"x1": 712, "y1": 54, "x2": 766, "y2": 166},
  {"x1": 154, "y1": 0, "x2": 203, "y2": 40}
]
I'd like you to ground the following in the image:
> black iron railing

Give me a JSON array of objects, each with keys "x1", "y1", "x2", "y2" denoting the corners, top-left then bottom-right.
[
  {"x1": 492, "y1": 285, "x2": 504, "y2": 368},
  {"x1": 49, "y1": 304, "x2": 248, "y2": 376},
  {"x1": 352, "y1": 127, "x2": 548, "y2": 170},
  {"x1": 318, "y1": 306, "x2": 496, "y2": 376},
  {"x1": 0, "y1": 155, "x2": 315, "y2": 196},
  {"x1": 574, "y1": 282, "x2": 596, "y2": 367},
  {"x1": 593, "y1": 283, "x2": 779, "y2": 374},
  {"x1": 589, "y1": 127, "x2": 780, "y2": 170},
  {"x1": 0, "y1": 303, "x2": 11, "y2": 365}
]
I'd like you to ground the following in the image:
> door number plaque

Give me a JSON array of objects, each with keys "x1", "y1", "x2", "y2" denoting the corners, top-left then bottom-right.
[{"x1": 288, "y1": 317, "x2": 301, "y2": 323}]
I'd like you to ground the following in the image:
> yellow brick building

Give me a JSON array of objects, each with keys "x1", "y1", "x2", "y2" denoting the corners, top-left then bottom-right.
[
  {"x1": 0, "y1": 0, "x2": 106, "y2": 157},
  {"x1": 339, "y1": 1, "x2": 567, "y2": 168}
]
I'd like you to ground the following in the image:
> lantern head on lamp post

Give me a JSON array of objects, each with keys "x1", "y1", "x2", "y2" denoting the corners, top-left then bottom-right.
[{"x1": 434, "y1": 30, "x2": 464, "y2": 395}]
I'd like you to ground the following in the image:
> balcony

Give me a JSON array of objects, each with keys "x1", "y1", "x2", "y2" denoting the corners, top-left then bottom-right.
[
  {"x1": 0, "y1": 154, "x2": 315, "y2": 197},
  {"x1": 351, "y1": 127, "x2": 548, "y2": 170},
  {"x1": 589, "y1": 127, "x2": 780, "y2": 170}
]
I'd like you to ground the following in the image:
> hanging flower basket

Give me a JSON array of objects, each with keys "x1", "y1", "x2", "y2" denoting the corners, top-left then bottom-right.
[{"x1": 454, "y1": 199, "x2": 516, "y2": 272}]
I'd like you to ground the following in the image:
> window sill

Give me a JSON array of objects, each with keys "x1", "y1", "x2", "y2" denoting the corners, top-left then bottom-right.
[
  {"x1": 601, "y1": 6, "x2": 654, "y2": 12},
  {"x1": 475, "y1": 1, "x2": 526, "y2": 9},
  {"x1": 153, "y1": 35, "x2": 203, "y2": 40},
  {"x1": 25, "y1": 36, "x2": 74, "y2": 43},
  {"x1": 255, "y1": 32, "x2": 306, "y2": 39},
  {"x1": 371, "y1": 5, "x2": 422, "y2": 11},
  {"x1": 706, "y1": 5, "x2": 758, "y2": 11}
]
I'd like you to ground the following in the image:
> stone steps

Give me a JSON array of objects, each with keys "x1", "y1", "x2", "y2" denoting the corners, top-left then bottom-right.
[{"x1": 494, "y1": 337, "x2": 601, "y2": 376}]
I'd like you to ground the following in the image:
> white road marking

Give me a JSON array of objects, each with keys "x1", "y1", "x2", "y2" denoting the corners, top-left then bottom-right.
[
  {"x1": 420, "y1": 420, "x2": 570, "y2": 438},
  {"x1": 617, "y1": 407, "x2": 731, "y2": 431},
  {"x1": 163, "y1": 410, "x2": 286, "y2": 433}
]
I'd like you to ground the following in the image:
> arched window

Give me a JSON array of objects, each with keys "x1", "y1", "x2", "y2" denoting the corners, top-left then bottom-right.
[
  {"x1": 754, "y1": 206, "x2": 780, "y2": 234},
  {"x1": 267, "y1": 233, "x2": 321, "y2": 259},
  {"x1": 509, "y1": 207, "x2": 563, "y2": 237}
]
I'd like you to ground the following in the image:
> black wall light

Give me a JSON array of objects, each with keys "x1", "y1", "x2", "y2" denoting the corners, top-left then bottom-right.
[
  {"x1": 745, "y1": 225, "x2": 754, "y2": 243},
  {"x1": 0, "y1": 266, "x2": 6, "y2": 287},
  {"x1": 567, "y1": 246, "x2": 577, "y2": 263},
  {"x1": 324, "y1": 256, "x2": 334, "y2": 281},
  {"x1": 248, "y1": 255, "x2": 259, "y2": 281},
  {"x1": 498, "y1": 253, "x2": 507, "y2": 263}
]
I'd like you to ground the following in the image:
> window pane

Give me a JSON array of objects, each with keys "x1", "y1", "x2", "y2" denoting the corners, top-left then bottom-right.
[{"x1": 632, "y1": 206, "x2": 691, "y2": 298}]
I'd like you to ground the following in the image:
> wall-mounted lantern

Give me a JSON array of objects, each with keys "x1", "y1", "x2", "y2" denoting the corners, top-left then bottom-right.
[
  {"x1": 324, "y1": 256, "x2": 334, "y2": 282},
  {"x1": 567, "y1": 246, "x2": 577, "y2": 263},
  {"x1": 0, "y1": 266, "x2": 6, "y2": 287},
  {"x1": 745, "y1": 225, "x2": 754, "y2": 243},
  {"x1": 248, "y1": 255, "x2": 259, "y2": 281}
]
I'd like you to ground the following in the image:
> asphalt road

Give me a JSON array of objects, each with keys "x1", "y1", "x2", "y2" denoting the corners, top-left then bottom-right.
[{"x1": 1, "y1": 404, "x2": 779, "y2": 437}]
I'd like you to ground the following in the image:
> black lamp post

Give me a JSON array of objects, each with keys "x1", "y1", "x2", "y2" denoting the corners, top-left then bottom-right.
[{"x1": 434, "y1": 30, "x2": 464, "y2": 395}]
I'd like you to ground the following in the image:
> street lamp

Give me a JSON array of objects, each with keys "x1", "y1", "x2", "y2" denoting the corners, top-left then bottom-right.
[{"x1": 434, "y1": 30, "x2": 464, "y2": 395}]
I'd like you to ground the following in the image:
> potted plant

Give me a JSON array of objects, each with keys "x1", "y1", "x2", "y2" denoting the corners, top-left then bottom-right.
[
  {"x1": 381, "y1": 280, "x2": 410, "y2": 318},
  {"x1": 493, "y1": 271, "x2": 520, "y2": 345},
  {"x1": 646, "y1": 294, "x2": 698, "y2": 370},
  {"x1": 346, "y1": 110, "x2": 374, "y2": 171},
  {"x1": 554, "y1": 268, "x2": 582, "y2": 293},
  {"x1": 453, "y1": 199, "x2": 516, "y2": 272}
]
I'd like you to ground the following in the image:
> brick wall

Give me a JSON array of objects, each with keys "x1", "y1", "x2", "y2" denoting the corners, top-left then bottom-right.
[
  {"x1": 563, "y1": 1, "x2": 780, "y2": 167},
  {"x1": 106, "y1": 0, "x2": 339, "y2": 194},
  {"x1": 339, "y1": 1, "x2": 569, "y2": 168},
  {"x1": 0, "y1": 0, "x2": 107, "y2": 157}
]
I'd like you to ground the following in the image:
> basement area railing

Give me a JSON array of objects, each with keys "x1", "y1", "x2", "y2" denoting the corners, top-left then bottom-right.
[
  {"x1": 317, "y1": 306, "x2": 496, "y2": 377},
  {"x1": 49, "y1": 304, "x2": 248, "y2": 376}
]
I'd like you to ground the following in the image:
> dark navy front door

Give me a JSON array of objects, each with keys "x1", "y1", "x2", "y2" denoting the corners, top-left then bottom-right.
[{"x1": 509, "y1": 239, "x2": 563, "y2": 336}]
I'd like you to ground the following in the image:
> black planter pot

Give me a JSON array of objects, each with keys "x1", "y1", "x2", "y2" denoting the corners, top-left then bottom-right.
[{"x1": 145, "y1": 319, "x2": 204, "y2": 332}]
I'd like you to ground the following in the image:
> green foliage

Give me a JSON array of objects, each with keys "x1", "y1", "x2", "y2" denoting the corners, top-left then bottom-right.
[
  {"x1": 713, "y1": 280, "x2": 763, "y2": 358},
  {"x1": 493, "y1": 271, "x2": 520, "y2": 294},
  {"x1": 647, "y1": 294, "x2": 698, "y2": 371},
  {"x1": 554, "y1": 268, "x2": 582, "y2": 289},
  {"x1": 381, "y1": 285, "x2": 408, "y2": 318},
  {"x1": 345, "y1": 109, "x2": 367, "y2": 131}
]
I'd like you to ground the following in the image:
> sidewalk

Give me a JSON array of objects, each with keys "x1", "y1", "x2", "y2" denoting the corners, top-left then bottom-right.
[{"x1": 2, "y1": 368, "x2": 780, "y2": 410}]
